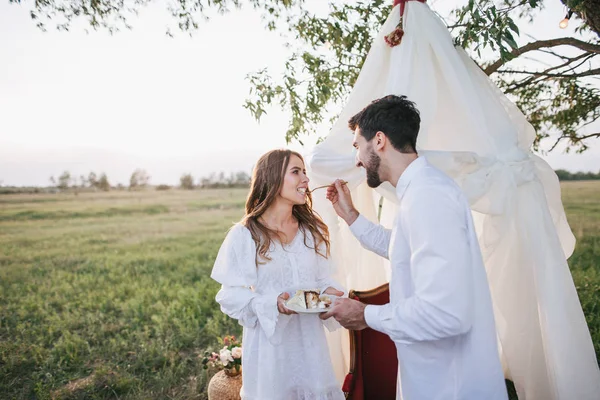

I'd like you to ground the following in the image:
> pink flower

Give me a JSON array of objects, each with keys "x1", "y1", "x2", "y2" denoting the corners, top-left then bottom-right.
[{"x1": 231, "y1": 347, "x2": 242, "y2": 359}]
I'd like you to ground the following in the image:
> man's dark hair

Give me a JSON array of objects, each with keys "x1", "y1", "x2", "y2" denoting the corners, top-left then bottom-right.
[{"x1": 348, "y1": 95, "x2": 420, "y2": 153}]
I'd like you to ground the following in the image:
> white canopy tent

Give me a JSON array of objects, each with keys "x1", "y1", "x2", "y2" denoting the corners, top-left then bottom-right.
[{"x1": 306, "y1": 2, "x2": 600, "y2": 399}]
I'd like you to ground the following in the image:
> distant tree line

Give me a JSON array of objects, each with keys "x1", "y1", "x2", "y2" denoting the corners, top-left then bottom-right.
[
  {"x1": 3, "y1": 168, "x2": 597, "y2": 195},
  {"x1": 49, "y1": 171, "x2": 112, "y2": 192},
  {"x1": 180, "y1": 171, "x2": 251, "y2": 190},
  {"x1": 555, "y1": 169, "x2": 600, "y2": 181},
  {"x1": 34, "y1": 169, "x2": 253, "y2": 193}
]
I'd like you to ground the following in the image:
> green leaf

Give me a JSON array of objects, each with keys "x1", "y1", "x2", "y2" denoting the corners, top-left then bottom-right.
[
  {"x1": 503, "y1": 31, "x2": 518, "y2": 50},
  {"x1": 508, "y1": 19, "x2": 519, "y2": 35}
]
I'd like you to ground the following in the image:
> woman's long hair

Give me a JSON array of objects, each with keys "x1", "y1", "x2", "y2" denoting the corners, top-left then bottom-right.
[{"x1": 242, "y1": 149, "x2": 330, "y2": 264}]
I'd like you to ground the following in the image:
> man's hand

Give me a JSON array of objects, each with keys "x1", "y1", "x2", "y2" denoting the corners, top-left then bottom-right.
[
  {"x1": 322, "y1": 287, "x2": 344, "y2": 296},
  {"x1": 326, "y1": 179, "x2": 359, "y2": 226},
  {"x1": 277, "y1": 293, "x2": 297, "y2": 315},
  {"x1": 320, "y1": 298, "x2": 368, "y2": 330}
]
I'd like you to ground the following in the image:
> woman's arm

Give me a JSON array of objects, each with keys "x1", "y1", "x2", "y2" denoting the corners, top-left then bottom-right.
[{"x1": 211, "y1": 224, "x2": 293, "y2": 343}]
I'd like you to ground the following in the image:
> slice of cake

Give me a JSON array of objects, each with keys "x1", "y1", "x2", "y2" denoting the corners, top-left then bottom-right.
[
  {"x1": 317, "y1": 295, "x2": 332, "y2": 309},
  {"x1": 286, "y1": 289, "x2": 334, "y2": 310},
  {"x1": 304, "y1": 290, "x2": 320, "y2": 309},
  {"x1": 287, "y1": 289, "x2": 320, "y2": 309},
  {"x1": 286, "y1": 290, "x2": 308, "y2": 309}
]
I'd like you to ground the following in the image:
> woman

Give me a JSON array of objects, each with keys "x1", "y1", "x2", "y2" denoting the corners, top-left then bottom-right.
[{"x1": 211, "y1": 149, "x2": 345, "y2": 400}]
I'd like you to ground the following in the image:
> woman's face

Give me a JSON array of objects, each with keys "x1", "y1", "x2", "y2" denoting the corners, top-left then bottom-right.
[{"x1": 279, "y1": 154, "x2": 310, "y2": 206}]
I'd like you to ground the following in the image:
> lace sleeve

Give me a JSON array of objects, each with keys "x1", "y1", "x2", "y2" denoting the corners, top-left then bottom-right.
[{"x1": 211, "y1": 224, "x2": 291, "y2": 342}]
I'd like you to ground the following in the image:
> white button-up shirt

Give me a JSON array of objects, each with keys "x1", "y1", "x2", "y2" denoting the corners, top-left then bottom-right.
[{"x1": 350, "y1": 157, "x2": 508, "y2": 400}]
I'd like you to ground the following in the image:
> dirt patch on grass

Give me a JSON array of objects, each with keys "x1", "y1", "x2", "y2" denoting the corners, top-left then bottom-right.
[
  {"x1": 51, "y1": 373, "x2": 96, "y2": 399},
  {"x1": 51, "y1": 370, "x2": 121, "y2": 400}
]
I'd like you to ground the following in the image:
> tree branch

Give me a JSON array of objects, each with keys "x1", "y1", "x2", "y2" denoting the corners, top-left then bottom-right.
[
  {"x1": 497, "y1": 67, "x2": 600, "y2": 79},
  {"x1": 504, "y1": 76, "x2": 546, "y2": 93},
  {"x1": 484, "y1": 38, "x2": 600, "y2": 75},
  {"x1": 502, "y1": 52, "x2": 596, "y2": 89},
  {"x1": 550, "y1": 132, "x2": 600, "y2": 152},
  {"x1": 577, "y1": 132, "x2": 600, "y2": 141},
  {"x1": 536, "y1": 47, "x2": 572, "y2": 61},
  {"x1": 564, "y1": 53, "x2": 597, "y2": 74},
  {"x1": 533, "y1": 52, "x2": 592, "y2": 75}
]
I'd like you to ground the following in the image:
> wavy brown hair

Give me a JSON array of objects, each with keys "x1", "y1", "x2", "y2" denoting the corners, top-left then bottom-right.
[{"x1": 242, "y1": 149, "x2": 330, "y2": 264}]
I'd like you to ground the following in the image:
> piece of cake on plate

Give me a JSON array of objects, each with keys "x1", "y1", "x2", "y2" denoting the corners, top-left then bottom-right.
[
  {"x1": 317, "y1": 295, "x2": 332, "y2": 309},
  {"x1": 304, "y1": 290, "x2": 320, "y2": 309},
  {"x1": 286, "y1": 289, "x2": 333, "y2": 310}
]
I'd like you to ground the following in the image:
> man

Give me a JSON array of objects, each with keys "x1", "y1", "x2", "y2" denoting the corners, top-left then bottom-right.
[{"x1": 321, "y1": 95, "x2": 508, "y2": 400}]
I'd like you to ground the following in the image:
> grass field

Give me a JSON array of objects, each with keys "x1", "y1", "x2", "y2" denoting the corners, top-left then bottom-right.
[
  {"x1": 1, "y1": 182, "x2": 599, "y2": 399},
  {"x1": 559, "y1": 181, "x2": 600, "y2": 360}
]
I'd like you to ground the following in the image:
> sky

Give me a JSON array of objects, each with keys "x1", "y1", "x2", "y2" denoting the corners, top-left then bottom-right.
[{"x1": 0, "y1": 0, "x2": 599, "y2": 187}]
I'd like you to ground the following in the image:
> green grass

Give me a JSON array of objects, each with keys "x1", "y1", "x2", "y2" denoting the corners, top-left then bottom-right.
[
  {"x1": 0, "y1": 183, "x2": 598, "y2": 399},
  {"x1": 560, "y1": 181, "x2": 600, "y2": 362},
  {"x1": 0, "y1": 189, "x2": 246, "y2": 399}
]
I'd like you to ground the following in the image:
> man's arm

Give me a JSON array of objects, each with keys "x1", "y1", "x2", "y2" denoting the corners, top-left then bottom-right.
[
  {"x1": 364, "y1": 185, "x2": 474, "y2": 343},
  {"x1": 349, "y1": 214, "x2": 392, "y2": 259},
  {"x1": 326, "y1": 179, "x2": 392, "y2": 259}
]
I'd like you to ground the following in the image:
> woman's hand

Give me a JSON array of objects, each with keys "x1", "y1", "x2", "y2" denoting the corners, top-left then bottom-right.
[
  {"x1": 323, "y1": 287, "x2": 344, "y2": 297},
  {"x1": 277, "y1": 292, "x2": 297, "y2": 315}
]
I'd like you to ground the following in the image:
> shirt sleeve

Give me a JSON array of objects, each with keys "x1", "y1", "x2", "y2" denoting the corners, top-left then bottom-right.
[
  {"x1": 364, "y1": 185, "x2": 474, "y2": 343},
  {"x1": 211, "y1": 224, "x2": 292, "y2": 344},
  {"x1": 349, "y1": 214, "x2": 392, "y2": 259}
]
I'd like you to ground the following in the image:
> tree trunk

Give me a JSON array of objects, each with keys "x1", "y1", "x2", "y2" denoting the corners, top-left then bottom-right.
[{"x1": 563, "y1": 0, "x2": 600, "y2": 37}]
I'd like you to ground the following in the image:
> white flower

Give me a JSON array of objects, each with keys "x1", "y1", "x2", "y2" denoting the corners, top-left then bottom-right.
[
  {"x1": 219, "y1": 348, "x2": 234, "y2": 365},
  {"x1": 231, "y1": 347, "x2": 242, "y2": 359}
]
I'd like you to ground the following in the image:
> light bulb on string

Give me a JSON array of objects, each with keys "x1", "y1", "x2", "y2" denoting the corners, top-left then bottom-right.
[
  {"x1": 559, "y1": 10, "x2": 573, "y2": 29},
  {"x1": 559, "y1": 18, "x2": 569, "y2": 29}
]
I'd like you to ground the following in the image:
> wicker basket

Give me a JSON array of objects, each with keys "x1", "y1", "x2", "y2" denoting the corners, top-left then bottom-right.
[{"x1": 207, "y1": 370, "x2": 242, "y2": 400}]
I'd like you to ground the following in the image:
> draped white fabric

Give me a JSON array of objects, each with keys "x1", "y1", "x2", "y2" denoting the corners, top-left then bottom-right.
[{"x1": 305, "y1": 3, "x2": 600, "y2": 399}]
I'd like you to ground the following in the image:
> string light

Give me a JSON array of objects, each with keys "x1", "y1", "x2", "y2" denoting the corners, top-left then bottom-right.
[{"x1": 559, "y1": 10, "x2": 574, "y2": 29}]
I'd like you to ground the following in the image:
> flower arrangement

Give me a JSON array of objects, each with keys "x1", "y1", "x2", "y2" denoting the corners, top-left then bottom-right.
[
  {"x1": 384, "y1": 23, "x2": 405, "y2": 47},
  {"x1": 202, "y1": 335, "x2": 242, "y2": 376}
]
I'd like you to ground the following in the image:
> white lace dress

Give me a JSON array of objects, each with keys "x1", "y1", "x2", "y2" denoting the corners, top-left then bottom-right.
[{"x1": 211, "y1": 223, "x2": 345, "y2": 400}]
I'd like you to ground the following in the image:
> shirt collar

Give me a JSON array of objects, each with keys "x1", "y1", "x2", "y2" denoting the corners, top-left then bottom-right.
[{"x1": 395, "y1": 156, "x2": 427, "y2": 201}]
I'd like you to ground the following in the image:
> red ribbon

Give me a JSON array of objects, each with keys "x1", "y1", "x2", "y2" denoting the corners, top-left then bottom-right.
[
  {"x1": 385, "y1": 0, "x2": 426, "y2": 47},
  {"x1": 393, "y1": 0, "x2": 426, "y2": 18}
]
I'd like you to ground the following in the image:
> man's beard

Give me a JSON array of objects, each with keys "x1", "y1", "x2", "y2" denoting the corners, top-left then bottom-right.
[{"x1": 365, "y1": 151, "x2": 382, "y2": 188}]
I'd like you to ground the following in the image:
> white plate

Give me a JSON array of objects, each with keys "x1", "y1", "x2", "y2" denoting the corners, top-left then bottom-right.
[{"x1": 285, "y1": 303, "x2": 329, "y2": 314}]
